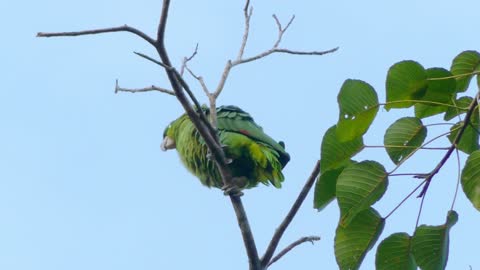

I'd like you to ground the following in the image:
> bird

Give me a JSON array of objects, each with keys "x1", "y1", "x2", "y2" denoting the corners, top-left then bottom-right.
[{"x1": 161, "y1": 105, "x2": 290, "y2": 193}]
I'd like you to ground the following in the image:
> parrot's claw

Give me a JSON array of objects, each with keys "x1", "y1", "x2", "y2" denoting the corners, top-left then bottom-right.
[
  {"x1": 206, "y1": 146, "x2": 233, "y2": 164},
  {"x1": 222, "y1": 184, "x2": 244, "y2": 197},
  {"x1": 222, "y1": 176, "x2": 248, "y2": 196}
]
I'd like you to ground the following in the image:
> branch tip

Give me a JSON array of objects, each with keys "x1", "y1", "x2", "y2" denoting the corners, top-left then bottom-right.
[
  {"x1": 115, "y1": 79, "x2": 119, "y2": 94},
  {"x1": 267, "y1": 236, "x2": 321, "y2": 267}
]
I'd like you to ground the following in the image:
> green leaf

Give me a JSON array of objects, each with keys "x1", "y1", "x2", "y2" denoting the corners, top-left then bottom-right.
[
  {"x1": 450, "y1": 50, "x2": 480, "y2": 92},
  {"x1": 376, "y1": 233, "x2": 416, "y2": 270},
  {"x1": 444, "y1": 96, "x2": 473, "y2": 121},
  {"x1": 337, "y1": 79, "x2": 379, "y2": 141},
  {"x1": 423, "y1": 68, "x2": 457, "y2": 103},
  {"x1": 414, "y1": 68, "x2": 457, "y2": 119},
  {"x1": 412, "y1": 210, "x2": 458, "y2": 270},
  {"x1": 320, "y1": 125, "x2": 364, "y2": 173},
  {"x1": 461, "y1": 150, "x2": 480, "y2": 211},
  {"x1": 314, "y1": 162, "x2": 354, "y2": 211},
  {"x1": 335, "y1": 208, "x2": 385, "y2": 270},
  {"x1": 337, "y1": 161, "x2": 388, "y2": 227},
  {"x1": 386, "y1": 60, "x2": 428, "y2": 110},
  {"x1": 384, "y1": 117, "x2": 427, "y2": 164},
  {"x1": 448, "y1": 110, "x2": 479, "y2": 154},
  {"x1": 415, "y1": 103, "x2": 449, "y2": 119}
]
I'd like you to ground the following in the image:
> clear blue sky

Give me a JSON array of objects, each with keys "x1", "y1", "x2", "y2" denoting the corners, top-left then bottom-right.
[{"x1": 2, "y1": 0, "x2": 480, "y2": 269}]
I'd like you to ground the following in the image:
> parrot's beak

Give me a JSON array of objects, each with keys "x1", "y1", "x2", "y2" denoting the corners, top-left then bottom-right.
[{"x1": 161, "y1": 136, "x2": 176, "y2": 151}]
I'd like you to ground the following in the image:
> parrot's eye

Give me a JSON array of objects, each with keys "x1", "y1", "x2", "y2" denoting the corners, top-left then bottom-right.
[{"x1": 163, "y1": 124, "x2": 171, "y2": 138}]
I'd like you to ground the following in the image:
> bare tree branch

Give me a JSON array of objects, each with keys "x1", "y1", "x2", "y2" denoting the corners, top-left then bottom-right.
[
  {"x1": 261, "y1": 160, "x2": 321, "y2": 267},
  {"x1": 235, "y1": 47, "x2": 339, "y2": 66},
  {"x1": 267, "y1": 236, "x2": 321, "y2": 267},
  {"x1": 115, "y1": 80, "x2": 175, "y2": 95},
  {"x1": 213, "y1": 9, "x2": 338, "y2": 99},
  {"x1": 134, "y1": 51, "x2": 173, "y2": 70},
  {"x1": 132, "y1": 51, "x2": 215, "y2": 133},
  {"x1": 237, "y1": 0, "x2": 253, "y2": 61},
  {"x1": 177, "y1": 45, "x2": 221, "y2": 126},
  {"x1": 272, "y1": 14, "x2": 295, "y2": 48},
  {"x1": 185, "y1": 66, "x2": 210, "y2": 96},
  {"x1": 155, "y1": 1, "x2": 261, "y2": 269},
  {"x1": 180, "y1": 43, "x2": 199, "y2": 76},
  {"x1": 37, "y1": 25, "x2": 157, "y2": 47}
]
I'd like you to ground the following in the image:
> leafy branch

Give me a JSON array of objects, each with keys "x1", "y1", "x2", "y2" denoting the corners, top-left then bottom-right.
[
  {"x1": 315, "y1": 51, "x2": 480, "y2": 269},
  {"x1": 417, "y1": 93, "x2": 479, "y2": 197}
]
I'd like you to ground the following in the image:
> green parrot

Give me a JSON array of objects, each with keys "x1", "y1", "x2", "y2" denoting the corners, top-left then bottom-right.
[{"x1": 161, "y1": 105, "x2": 290, "y2": 191}]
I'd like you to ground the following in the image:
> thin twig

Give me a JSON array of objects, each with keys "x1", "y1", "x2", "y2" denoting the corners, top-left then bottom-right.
[
  {"x1": 236, "y1": 0, "x2": 253, "y2": 61},
  {"x1": 261, "y1": 160, "x2": 321, "y2": 268},
  {"x1": 213, "y1": 4, "x2": 338, "y2": 99},
  {"x1": 214, "y1": 0, "x2": 253, "y2": 99},
  {"x1": 418, "y1": 94, "x2": 479, "y2": 197},
  {"x1": 115, "y1": 80, "x2": 175, "y2": 95},
  {"x1": 180, "y1": 43, "x2": 199, "y2": 76},
  {"x1": 450, "y1": 148, "x2": 461, "y2": 210},
  {"x1": 384, "y1": 180, "x2": 427, "y2": 219},
  {"x1": 134, "y1": 51, "x2": 172, "y2": 70},
  {"x1": 267, "y1": 236, "x2": 321, "y2": 267},
  {"x1": 234, "y1": 47, "x2": 339, "y2": 66},
  {"x1": 388, "y1": 126, "x2": 463, "y2": 175},
  {"x1": 272, "y1": 14, "x2": 295, "y2": 48},
  {"x1": 37, "y1": 25, "x2": 157, "y2": 47},
  {"x1": 214, "y1": 61, "x2": 233, "y2": 99},
  {"x1": 185, "y1": 66, "x2": 211, "y2": 96},
  {"x1": 415, "y1": 186, "x2": 428, "y2": 227},
  {"x1": 132, "y1": 51, "x2": 213, "y2": 132},
  {"x1": 172, "y1": 69, "x2": 218, "y2": 135}
]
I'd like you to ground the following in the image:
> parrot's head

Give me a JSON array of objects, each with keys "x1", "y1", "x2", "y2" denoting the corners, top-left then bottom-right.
[
  {"x1": 161, "y1": 114, "x2": 190, "y2": 151},
  {"x1": 161, "y1": 123, "x2": 176, "y2": 151}
]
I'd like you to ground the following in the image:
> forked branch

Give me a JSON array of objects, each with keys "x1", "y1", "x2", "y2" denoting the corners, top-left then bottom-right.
[
  {"x1": 261, "y1": 160, "x2": 321, "y2": 267},
  {"x1": 212, "y1": 2, "x2": 338, "y2": 99}
]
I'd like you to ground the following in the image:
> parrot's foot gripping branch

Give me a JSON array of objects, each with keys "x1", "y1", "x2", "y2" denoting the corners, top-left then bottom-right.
[
  {"x1": 222, "y1": 184, "x2": 244, "y2": 197},
  {"x1": 222, "y1": 176, "x2": 249, "y2": 197}
]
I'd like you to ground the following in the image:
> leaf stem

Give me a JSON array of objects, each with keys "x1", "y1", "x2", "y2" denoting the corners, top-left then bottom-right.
[
  {"x1": 450, "y1": 148, "x2": 461, "y2": 211},
  {"x1": 379, "y1": 100, "x2": 469, "y2": 109},
  {"x1": 365, "y1": 145, "x2": 449, "y2": 150},
  {"x1": 384, "y1": 180, "x2": 427, "y2": 220},
  {"x1": 427, "y1": 70, "x2": 480, "y2": 81}
]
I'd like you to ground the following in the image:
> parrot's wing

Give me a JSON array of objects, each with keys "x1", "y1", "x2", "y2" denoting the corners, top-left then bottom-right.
[{"x1": 215, "y1": 105, "x2": 290, "y2": 167}]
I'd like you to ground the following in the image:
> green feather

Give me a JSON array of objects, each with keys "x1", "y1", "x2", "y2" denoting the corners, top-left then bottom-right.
[{"x1": 163, "y1": 105, "x2": 290, "y2": 189}]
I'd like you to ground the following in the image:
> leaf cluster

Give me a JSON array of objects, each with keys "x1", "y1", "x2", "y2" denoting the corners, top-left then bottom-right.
[{"x1": 314, "y1": 50, "x2": 480, "y2": 269}]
